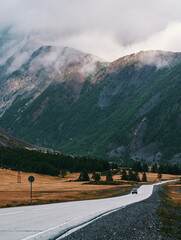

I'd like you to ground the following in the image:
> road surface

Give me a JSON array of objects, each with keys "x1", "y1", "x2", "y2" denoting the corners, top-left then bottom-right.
[{"x1": 0, "y1": 181, "x2": 174, "y2": 240}]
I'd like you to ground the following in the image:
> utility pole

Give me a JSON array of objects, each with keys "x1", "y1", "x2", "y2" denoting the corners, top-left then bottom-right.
[{"x1": 17, "y1": 171, "x2": 21, "y2": 183}]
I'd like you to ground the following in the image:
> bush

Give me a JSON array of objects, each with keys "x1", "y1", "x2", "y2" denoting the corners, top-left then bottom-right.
[
  {"x1": 78, "y1": 170, "x2": 89, "y2": 181},
  {"x1": 157, "y1": 172, "x2": 162, "y2": 180},
  {"x1": 106, "y1": 171, "x2": 113, "y2": 181},
  {"x1": 59, "y1": 169, "x2": 67, "y2": 178},
  {"x1": 128, "y1": 169, "x2": 140, "y2": 182},
  {"x1": 92, "y1": 172, "x2": 101, "y2": 181}
]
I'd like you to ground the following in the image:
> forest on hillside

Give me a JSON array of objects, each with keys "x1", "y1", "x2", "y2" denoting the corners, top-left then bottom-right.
[{"x1": 0, "y1": 147, "x2": 110, "y2": 176}]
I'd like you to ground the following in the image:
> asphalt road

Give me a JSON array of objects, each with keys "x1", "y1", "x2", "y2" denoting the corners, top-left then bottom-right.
[
  {"x1": 62, "y1": 186, "x2": 172, "y2": 240},
  {"x1": 0, "y1": 181, "x2": 174, "y2": 240}
]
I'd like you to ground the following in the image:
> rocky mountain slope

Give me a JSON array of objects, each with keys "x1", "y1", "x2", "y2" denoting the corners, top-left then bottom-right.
[
  {"x1": 0, "y1": 36, "x2": 104, "y2": 117},
  {"x1": 0, "y1": 127, "x2": 31, "y2": 148},
  {"x1": 0, "y1": 31, "x2": 181, "y2": 164},
  {"x1": 0, "y1": 127, "x2": 60, "y2": 153}
]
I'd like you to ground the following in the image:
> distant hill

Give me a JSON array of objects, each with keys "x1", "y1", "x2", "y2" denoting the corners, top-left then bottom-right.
[
  {"x1": 0, "y1": 128, "x2": 59, "y2": 153},
  {"x1": 0, "y1": 32, "x2": 181, "y2": 165},
  {"x1": 0, "y1": 127, "x2": 34, "y2": 149}
]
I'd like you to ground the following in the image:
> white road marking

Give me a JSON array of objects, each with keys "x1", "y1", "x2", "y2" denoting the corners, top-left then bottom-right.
[
  {"x1": 0, "y1": 180, "x2": 177, "y2": 240},
  {"x1": 32, "y1": 207, "x2": 53, "y2": 212},
  {"x1": 21, "y1": 219, "x2": 79, "y2": 240},
  {"x1": 0, "y1": 211, "x2": 24, "y2": 217},
  {"x1": 57, "y1": 206, "x2": 126, "y2": 239}
]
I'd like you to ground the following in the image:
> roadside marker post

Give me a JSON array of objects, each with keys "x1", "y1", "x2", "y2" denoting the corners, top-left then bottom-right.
[
  {"x1": 17, "y1": 171, "x2": 21, "y2": 183},
  {"x1": 28, "y1": 176, "x2": 35, "y2": 204}
]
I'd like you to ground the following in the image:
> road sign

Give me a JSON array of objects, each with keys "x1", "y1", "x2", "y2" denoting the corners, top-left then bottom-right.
[
  {"x1": 28, "y1": 176, "x2": 35, "y2": 183},
  {"x1": 28, "y1": 176, "x2": 35, "y2": 203}
]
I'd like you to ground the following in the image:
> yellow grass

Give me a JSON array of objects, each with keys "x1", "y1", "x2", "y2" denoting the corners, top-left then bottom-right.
[
  {"x1": 117, "y1": 171, "x2": 179, "y2": 182},
  {"x1": 0, "y1": 169, "x2": 131, "y2": 208},
  {"x1": 142, "y1": 172, "x2": 179, "y2": 182},
  {"x1": 165, "y1": 181, "x2": 181, "y2": 205},
  {"x1": 0, "y1": 169, "x2": 179, "y2": 208}
]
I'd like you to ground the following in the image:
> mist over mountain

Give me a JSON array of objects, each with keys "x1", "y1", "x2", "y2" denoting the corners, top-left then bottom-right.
[
  {"x1": 0, "y1": 29, "x2": 181, "y2": 165},
  {"x1": 1, "y1": 1, "x2": 181, "y2": 61},
  {"x1": 0, "y1": 31, "x2": 105, "y2": 117}
]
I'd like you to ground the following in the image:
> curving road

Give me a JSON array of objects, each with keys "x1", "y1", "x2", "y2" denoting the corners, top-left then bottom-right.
[{"x1": 0, "y1": 181, "x2": 174, "y2": 240}]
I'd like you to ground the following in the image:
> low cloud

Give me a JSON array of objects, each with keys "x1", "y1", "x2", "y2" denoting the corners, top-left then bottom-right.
[{"x1": 0, "y1": 0, "x2": 181, "y2": 61}]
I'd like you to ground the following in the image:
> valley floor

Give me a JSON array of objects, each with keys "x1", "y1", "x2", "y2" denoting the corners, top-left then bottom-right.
[
  {"x1": 0, "y1": 169, "x2": 178, "y2": 208},
  {"x1": 0, "y1": 169, "x2": 132, "y2": 208}
]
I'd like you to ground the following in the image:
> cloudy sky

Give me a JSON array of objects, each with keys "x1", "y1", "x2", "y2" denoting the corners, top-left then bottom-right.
[{"x1": 1, "y1": 0, "x2": 181, "y2": 61}]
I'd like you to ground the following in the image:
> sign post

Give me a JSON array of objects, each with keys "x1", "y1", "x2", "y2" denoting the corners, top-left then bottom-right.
[{"x1": 28, "y1": 176, "x2": 35, "y2": 204}]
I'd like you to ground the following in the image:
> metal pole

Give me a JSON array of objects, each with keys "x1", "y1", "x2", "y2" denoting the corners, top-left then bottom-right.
[
  {"x1": 28, "y1": 176, "x2": 34, "y2": 204},
  {"x1": 17, "y1": 171, "x2": 21, "y2": 183},
  {"x1": 30, "y1": 182, "x2": 32, "y2": 204}
]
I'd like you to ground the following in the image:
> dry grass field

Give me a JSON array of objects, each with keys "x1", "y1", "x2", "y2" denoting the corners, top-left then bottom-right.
[
  {"x1": 0, "y1": 168, "x2": 179, "y2": 208},
  {"x1": 158, "y1": 180, "x2": 181, "y2": 238},
  {"x1": 164, "y1": 181, "x2": 181, "y2": 205},
  {"x1": 0, "y1": 169, "x2": 131, "y2": 208}
]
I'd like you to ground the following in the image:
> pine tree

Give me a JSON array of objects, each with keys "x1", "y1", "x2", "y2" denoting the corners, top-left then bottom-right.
[
  {"x1": 142, "y1": 163, "x2": 148, "y2": 172},
  {"x1": 142, "y1": 172, "x2": 147, "y2": 182},
  {"x1": 106, "y1": 171, "x2": 113, "y2": 181},
  {"x1": 59, "y1": 169, "x2": 67, "y2": 178},
  {"x1": 134, "y1": 171, "x2": 140, "y2": 182},
  {"x1": 157, "y1": 172, "x2": 162, "y2": 180},
  {"x1": 121, "y1": 169, "x2": 128, "y2": 180},
  {"x1": 128, "y1": 169, "x2": 134, "y2": 181},
  {"x1": 151, "y1": 163, "x2": 158, "y2": 173},
  {"x1": 92, "y1": 172, "x2": 101, "y2": 181},
  {"x1": 78, "y1": 170, "x2": 89, "y2": 181}
]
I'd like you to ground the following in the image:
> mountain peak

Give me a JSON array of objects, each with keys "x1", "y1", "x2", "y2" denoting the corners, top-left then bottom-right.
[
  {"x1": 112, "y1": 50, "x2": 181, "y2": 70},
  {"x1": 0, "y1": 42, "x2": 105, "y2": 117}
]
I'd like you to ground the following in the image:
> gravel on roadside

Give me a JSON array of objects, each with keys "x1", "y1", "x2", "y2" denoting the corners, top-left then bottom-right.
[{"x1": 61, "y1": 186, "x2": 176, "y2": 240}]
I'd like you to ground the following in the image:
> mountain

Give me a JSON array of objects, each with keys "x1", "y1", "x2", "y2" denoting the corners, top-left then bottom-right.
[
  {"x1": 0, "y1": 127, "x2": 62, "y2": 154},
  {"x1": 0, "y1": 34, "x2": 105, "y2": 117},
  {"x1": 0, "y1": 35, "x2": 181, "y2": 165},
  {"x1": 0, "y1": 127, "x2": 32, "y2": 149}
]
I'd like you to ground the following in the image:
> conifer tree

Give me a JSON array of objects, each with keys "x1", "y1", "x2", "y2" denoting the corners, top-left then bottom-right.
[
  {"x1": 121, "y1": 169, "x2": 128, "y2": 180},
  {"x1": 134, "y1": 171, "x2": 140, "y2": 182},
  {"x1": 157, "y1": 172, "x2": 162, "y2": 180},
  {"x1": 78, "y1": 170, "x2": 89, "y2": 181},
  {"x1": 92, "y1": 172, "x2": 101, "y2": 181},
  {"x1": 106, "y1": 171, "x2": 113, "y2": 181},
  {"x1": 142, "y1": 172, "x2": 147, "y2": 182},
  {"x1": 128, "y1": 169, "x2": 134, "y2": 181}
]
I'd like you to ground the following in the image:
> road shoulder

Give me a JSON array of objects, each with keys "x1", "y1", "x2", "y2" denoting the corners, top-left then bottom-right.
[{"x1": 61, "y1": 186, "x2": 175, "y2": 240}]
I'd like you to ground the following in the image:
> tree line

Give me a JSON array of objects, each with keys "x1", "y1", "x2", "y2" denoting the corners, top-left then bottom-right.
[
  {"x1": 151, "y1": 163, "x2": 181, "y2": 175},
  {"x1": 121, "y1": 169, "x2": 147, "y2": 182},
  {"x1": 131, "y1": 161, "x2": 181, "y2": 175},
  {"x1": 0, "y1": 147, "x2": 110, "y2": 176}
]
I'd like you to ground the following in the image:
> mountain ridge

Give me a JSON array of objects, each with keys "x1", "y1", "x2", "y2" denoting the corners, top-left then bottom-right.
[
  {"x1": 0, "y1": 40, "x2": 181, "y2": 164},
  {"x1": 0, "y1": 43, "x2": 105, "y2": 117}
]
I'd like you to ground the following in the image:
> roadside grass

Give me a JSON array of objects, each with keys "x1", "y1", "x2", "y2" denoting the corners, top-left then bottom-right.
[
  {"x1": 0, "y1": 169, "x2": 134, "y2": 208},
  {"x1": 0, "y1": 187, "x2": 133, "y2": 208},
  {"x1": 158, "y1": 181, "x2": 181, "y2": 239},
  {"x1": 0, "y1": 168, "x2": 179, "y2": 208}
]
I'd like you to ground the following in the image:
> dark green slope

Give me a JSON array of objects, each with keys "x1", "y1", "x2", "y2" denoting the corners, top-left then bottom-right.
[{"x1": 1, "y1": 52, "x2": 181, "y2": 162}]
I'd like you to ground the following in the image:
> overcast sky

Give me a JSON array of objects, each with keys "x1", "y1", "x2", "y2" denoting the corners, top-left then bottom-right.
[{"x1": 1, "y1": 0, "x2": 181, "y2": 61}]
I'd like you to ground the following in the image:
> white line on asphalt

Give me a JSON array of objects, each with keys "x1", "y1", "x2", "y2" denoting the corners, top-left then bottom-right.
[
  {"x1": 57, "y1": 206, "x2": 126, "y2": 239},
  {"x1": 0, "y1": 211, "x2": 24, "y2": 217},
  {"x1": 21, "y1": 219, "x2": 77, "y2": 240},
  {"x1": 32, "y1": 207, "x2": 53, "y2": 211}
]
